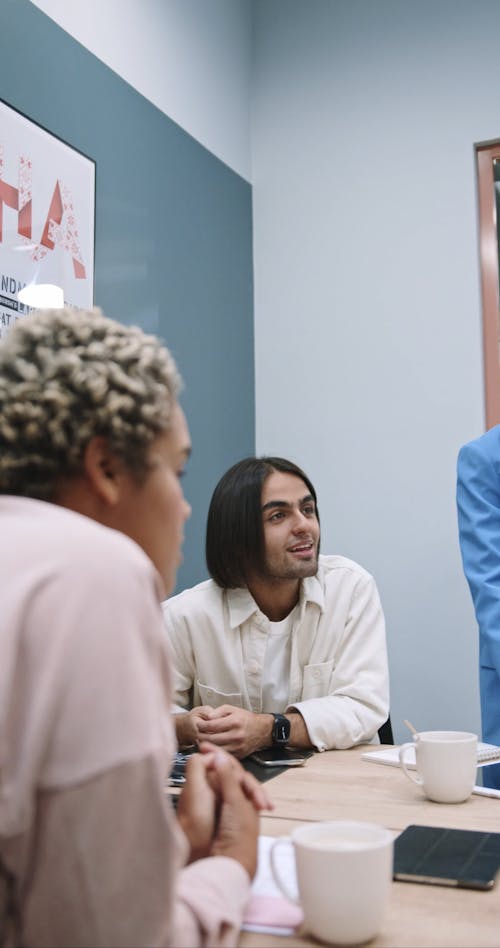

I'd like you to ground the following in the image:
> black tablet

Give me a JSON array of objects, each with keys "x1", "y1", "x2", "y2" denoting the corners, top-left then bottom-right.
[{"x1": 393, "y1": 824, "x2": 500, "y2": 890}]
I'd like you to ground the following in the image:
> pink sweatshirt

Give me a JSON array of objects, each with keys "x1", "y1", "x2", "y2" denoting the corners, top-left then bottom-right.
[{"x1": 0, "y1": 496, "x2": 250, "y2": 947}]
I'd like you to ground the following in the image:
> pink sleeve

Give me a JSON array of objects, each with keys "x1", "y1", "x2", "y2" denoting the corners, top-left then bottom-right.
[
  {"x1": 175, "y1": 857, "x2": 250, "y2": 947},
  {"x1": 21, "y1": 754, "x2": 250, "y2": 948}
]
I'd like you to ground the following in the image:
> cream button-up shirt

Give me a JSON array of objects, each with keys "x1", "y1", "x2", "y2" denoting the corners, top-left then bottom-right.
[{"x1": 163, "y1": 555, "x2": 389, "y2": 750}]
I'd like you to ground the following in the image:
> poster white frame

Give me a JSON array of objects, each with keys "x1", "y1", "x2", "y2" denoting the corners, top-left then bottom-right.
[{"x1": 0, "y1": 98, "x2": 95, "y2": 337}]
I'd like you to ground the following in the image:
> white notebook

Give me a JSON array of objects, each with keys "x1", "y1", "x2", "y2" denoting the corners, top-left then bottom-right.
[{"x1": 362, "y1": 742, "x2": 500, "y2": 769}]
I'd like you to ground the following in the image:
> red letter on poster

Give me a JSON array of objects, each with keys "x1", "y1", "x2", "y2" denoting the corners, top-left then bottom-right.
[{"x1": 39, "y1": 180, "x2": 86, "y2": 279}]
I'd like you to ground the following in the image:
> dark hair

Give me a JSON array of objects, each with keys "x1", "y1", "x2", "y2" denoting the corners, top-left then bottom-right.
[{"x1": 206, "y1": 456, "x2": 319, "y2": 588}]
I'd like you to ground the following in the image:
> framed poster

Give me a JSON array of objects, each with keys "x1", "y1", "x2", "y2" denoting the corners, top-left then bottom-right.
[{"x1": 0, "y1": 98, "x2": 95, "y2": 338}]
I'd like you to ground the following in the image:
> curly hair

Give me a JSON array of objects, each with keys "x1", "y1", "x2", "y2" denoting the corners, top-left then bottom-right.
[{"x1": 0, "y1": 307, "x2": 181, "y2": 500}]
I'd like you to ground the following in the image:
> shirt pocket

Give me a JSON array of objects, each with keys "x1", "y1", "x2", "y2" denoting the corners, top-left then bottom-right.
[
  {"x1": 302, "y1": 660, "x2": 334, "y2": 699},
  {"x1": 197, "y1": 681, "x2": 244, "y2": 709}
]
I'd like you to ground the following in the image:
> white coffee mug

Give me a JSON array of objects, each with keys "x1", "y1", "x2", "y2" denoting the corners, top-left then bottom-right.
[
  {"x1": 399, "y1": 730, "x2": 477, "y2": 803},
  {"x1": 270, "y1": 820, "x2": 394, "y2": 946}
]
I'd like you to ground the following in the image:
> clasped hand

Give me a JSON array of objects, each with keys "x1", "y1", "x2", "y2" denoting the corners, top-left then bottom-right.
[
  {"x1": 176, "y1": 741, "x2": 273, "y2": 878},
  {"x1": 185, "y1": 704, "x2": 271, "y2": 758}
]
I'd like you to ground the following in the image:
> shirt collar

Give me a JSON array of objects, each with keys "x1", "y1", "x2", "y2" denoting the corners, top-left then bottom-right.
[
  {"x1": 226, "y1": 568, "x2": 325, "y2": 628},
  {"x1": 226, "y1": 586, "x2": 261, "y2": 627},
  {"x1": 299, "y1": 570, "x2": 325, "y2": 613}
]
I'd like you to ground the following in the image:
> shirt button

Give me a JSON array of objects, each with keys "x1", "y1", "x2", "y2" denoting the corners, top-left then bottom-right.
[
  {"x1": 248, "y1": 661, "x2": 260, "y2": 675},
  {"x1": 313, "y1": 669, "x2": 321, "y2": 680}
]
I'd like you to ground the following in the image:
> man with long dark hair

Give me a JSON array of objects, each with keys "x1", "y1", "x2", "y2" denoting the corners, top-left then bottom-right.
[{"x1": 163, "y1": 456, "x2": 389, "y2": 758}]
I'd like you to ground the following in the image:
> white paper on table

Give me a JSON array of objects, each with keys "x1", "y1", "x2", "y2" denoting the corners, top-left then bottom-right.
[
  {"x1": 362, "y1": 742, "x2": 500, "y2": 770},
  {"x1": 242, "y1": 835, "x2": 304, "y2": 935}
]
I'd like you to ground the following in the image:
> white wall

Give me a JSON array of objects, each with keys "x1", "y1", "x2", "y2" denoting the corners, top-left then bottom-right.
[
  {"x1": 29, "y1": 0, "x2": 252, "y2": 180},
  {"x1": 252, "y1": 0, "x2": 499, "y2": 743}
]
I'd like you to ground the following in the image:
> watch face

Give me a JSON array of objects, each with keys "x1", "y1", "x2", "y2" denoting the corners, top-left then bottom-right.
[{"x1": 273, "y1": 714, "x2": 291, "y2": 744}]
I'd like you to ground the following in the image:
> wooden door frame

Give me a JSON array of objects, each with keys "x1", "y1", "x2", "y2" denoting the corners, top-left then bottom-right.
[{"x1": 476, "y1": 139, "x2": 500, "y2": 428}]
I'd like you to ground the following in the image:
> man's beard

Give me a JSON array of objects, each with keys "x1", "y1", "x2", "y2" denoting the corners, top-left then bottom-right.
[{"x1": 259, "y1": 544, "x2": 319, "y2": 582}]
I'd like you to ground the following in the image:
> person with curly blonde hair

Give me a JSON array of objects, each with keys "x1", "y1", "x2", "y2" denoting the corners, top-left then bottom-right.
[
  {"x1": 0, "y1": 305, "x2": 182, "y2": 501},
  {"x1": 0, "y1": 307, "x2": 269, "y2": 948}
]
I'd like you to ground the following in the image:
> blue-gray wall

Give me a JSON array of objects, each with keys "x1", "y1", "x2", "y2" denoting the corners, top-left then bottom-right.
[{"x1": 1, "y1": 0, "x2": 255, "y2": 591}]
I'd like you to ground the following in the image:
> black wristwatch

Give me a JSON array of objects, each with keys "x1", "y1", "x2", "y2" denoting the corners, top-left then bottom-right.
[{"x1": 271, "y1": 713, "x2": 291, "y2": 746}]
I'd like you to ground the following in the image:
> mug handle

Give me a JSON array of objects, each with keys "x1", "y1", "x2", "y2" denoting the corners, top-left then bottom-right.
[
  {"x1": 399, "y1": 742, "x2": 423, "y2": 786},
  {"x1": 270, "y1": 837, "x2": 300, "y2": 905}
]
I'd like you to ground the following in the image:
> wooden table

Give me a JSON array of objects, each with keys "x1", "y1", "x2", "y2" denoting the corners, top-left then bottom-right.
[{"x1": 239, "y1": 746, "x2": 500, "y2": 947}]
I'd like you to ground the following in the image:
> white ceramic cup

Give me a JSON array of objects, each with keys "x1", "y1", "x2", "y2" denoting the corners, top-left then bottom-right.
[
  {"x1": 270, "y1": 820, "x2": 394, "y2": 946},
  {"x1": 399, "y1": 730, "x2": 478, "y2": 803}
]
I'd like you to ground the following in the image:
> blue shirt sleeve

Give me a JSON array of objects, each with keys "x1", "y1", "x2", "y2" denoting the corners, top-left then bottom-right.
[{"x1": 457, "y1": 439, "x2": 500, "y2": 671}]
